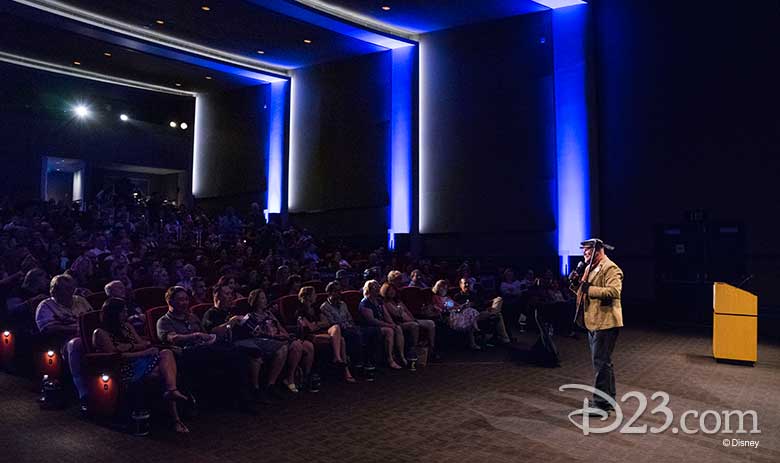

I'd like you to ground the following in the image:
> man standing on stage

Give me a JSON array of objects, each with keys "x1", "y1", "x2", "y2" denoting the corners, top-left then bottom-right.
[{"x1": 572, "y1": 238, "x2": 623, "y2": 413}]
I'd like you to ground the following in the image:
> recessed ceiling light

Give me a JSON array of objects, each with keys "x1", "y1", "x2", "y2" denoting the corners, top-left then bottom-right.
[
  {"x1": 103, "y1": 52, "x2": 112, "y2": 57},
  {"x1": 120, "y1": 114, "x2": 129, "y2": 122},
  {"x1": 256, "y1": 50, "x2": 265, "y2": 54},
  {"x1": 175, "y1": 82, "x2": 182, "y2": 87},
  {"x1": 180, "y1": 122, "x2": 188, "y2": 130},
  {"x1": 205, "y1": 76, "x2": 212, "y2": 80},
  {"x1": 155, "y1": 19, "x2": 165, "y2": 25},
  {"x1": 73, "y1": 61, "x2": 81, "y2": 65},
  {"x1": 201, "y1": 6, "x2": 210, "y2": 11},
  {"x1": 169, "y1": 121, "x2": 178, "y2": 128},
  {"x1": 381, "y1": 6, "x2": 391, "y2": 11},
  {"x1": 303, "y1": 39, "x2": 313, "y2": 44}
]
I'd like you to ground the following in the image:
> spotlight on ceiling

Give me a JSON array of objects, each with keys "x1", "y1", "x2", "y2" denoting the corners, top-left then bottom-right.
[
  {"x1": 169, "y1": 121, "x2": 178, "y2": 128},
  {"x1": 103, "y1": 52, "x2": 112, "y2": 57},
  {"x1": 201, "y1": 5, "x2": 210, "y2": 11},
  {"x1": 303, "y1": 39, "x2": 312, "y2": 44},
  {"x1": 73, "y1": 104, "x2": 90, "y2": 119},
  {"x1": 180, "y1": 122, "x2": 188, "y2": 130},
  {"x1": 155, "y1": 19, "x2": 165, "y2": 25},
  {"x1": 382, "y1": 6, "x2": 391, "y2": 11},
  {"x1": 205, "y1": 76, "x2": 213, "y2": 80},
  {"x1": 257, "y1": 50, "x2": 265, "y2": 54},
  {"x1": 120, "y1": 114, "x2": 129, "y2": 122}
]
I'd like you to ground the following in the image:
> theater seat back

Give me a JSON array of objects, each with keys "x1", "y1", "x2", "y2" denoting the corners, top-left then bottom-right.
[{"x1": 146, "y1": 306, "x2": 169, "y2": 344}]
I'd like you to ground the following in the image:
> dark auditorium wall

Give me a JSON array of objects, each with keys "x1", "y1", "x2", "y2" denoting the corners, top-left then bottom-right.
[
  {"x1": 419, "y1": 11, "x2": 557, "y2": 258},
  {"x1": 591, "y1": 0, "x2": 780, "y2": 305},
  {"x1": 0, "y1": 63, "x2": 193, "y2": 201},
  {"x1": 192, "y1": 84, "x2": 271, "y2": 210},
  {"x1": 289, "y1": 51, "x2": 391, "y2": 237}
]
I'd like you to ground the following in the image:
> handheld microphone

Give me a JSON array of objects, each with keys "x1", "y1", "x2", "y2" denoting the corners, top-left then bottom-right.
[{"x1": 569, "y1": 261, "x2": 585, "y2": 281}]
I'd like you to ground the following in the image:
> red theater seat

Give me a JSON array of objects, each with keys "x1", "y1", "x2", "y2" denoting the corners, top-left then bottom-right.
[{"x1": 133, "y1": 287, "x2": 166, "y2": 310}]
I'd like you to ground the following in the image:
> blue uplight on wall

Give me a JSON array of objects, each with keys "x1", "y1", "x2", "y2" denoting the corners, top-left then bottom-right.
[
  {"x1": 267, "y1": 81, "x2": 288, "y2": 215},
  {"x1": 553, "y1": 3, "x2": 590, "y2": 274},
  {"x1": 390, "y1": 46, "x2": 415, "y2": 240},
  {"x1": 532, "y1": 0, "x2": 586, "y2": 9}
]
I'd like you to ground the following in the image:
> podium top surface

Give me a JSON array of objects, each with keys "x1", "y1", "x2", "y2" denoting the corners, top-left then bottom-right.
[{"x1": 713, "y1": 282, "x2": 757, "y2": 316}]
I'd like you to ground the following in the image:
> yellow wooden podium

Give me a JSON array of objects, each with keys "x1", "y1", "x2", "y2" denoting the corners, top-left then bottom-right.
[{"x1": 712, "y1": 282, "x2": 757, "y2": 364}]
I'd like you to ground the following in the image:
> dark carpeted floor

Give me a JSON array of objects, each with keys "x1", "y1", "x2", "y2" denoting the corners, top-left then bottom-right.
[{"x1": 1, "y1": 327, "x2": 777, "y2": 463}]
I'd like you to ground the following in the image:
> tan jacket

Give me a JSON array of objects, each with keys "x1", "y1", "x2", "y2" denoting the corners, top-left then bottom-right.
[{"x1": 577, "y1": 256, "x2": 624, "y2": 331}]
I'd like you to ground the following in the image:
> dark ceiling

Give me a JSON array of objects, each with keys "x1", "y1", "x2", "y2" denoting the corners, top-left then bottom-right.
[
  {"x1": 0, "y1": 0, "x2": 558, "y2": 96},
  {"x1": 320, "y1": 0, "x2": 549, "y2": 34}
]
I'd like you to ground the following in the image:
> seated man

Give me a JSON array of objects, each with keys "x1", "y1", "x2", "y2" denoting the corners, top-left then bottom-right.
[
  {"x1": 320, "y1": 281, "x2": 379, "y2": 375},
  {"x1": 156, "y1": 286, "x2": 257, "y2": 413},
  {"x1": 452, "y1": 277, "x2": 511, "y2": 345},
  {"x1": 202, "y1": 281, "x2": 283, "y2": 401},
  {"x1": 35, "y1": 274, "x2": 94, "y2": 410}
]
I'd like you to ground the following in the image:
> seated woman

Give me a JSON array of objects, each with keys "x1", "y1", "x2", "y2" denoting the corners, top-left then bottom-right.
[
  {"x1": 92, "y1": 298, "x2": 190, "y2": 433},
  {"x1": 358, "y1": 280, "x2": 405, "y2": 369},
  {"x1": 380, "y1": 283, "x2": 437, "y2": 361},
  {"x1": 431, "y1": 280, "x2": 482, "y2": 351},
  {"x1": 297, "y1": 286, "x2": 355, "y2": 383},
  {"x1": 244, "y1": 289, "x2": 315, "y2": 393}
]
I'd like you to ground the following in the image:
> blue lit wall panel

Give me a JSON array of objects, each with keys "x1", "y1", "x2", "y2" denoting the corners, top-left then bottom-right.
[
  {"x1": 266, "y1": 81, "x2": 288, "y2": 214},
  {"x1": 390, "y1": 46, "x2": 415, "y2": 235},
  {"x1": 553, "y1": 4, "x2": 590, "y2": 272}
]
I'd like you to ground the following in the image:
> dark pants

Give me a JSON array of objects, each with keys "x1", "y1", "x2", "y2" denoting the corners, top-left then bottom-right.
[
  {"x1": 343, "y1": 326, "x2": 379, "y2": 366},
  {"x1": 177, "y1": 343, "x2": 249, "y2": 396},
  {"x1": 588, "y1": 327, "x2": 619, "y2": 409}
]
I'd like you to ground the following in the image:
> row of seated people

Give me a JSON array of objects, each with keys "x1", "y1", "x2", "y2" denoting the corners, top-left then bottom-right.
[{"x1": 23, "y1": 271, "x2": 513, "y2": 433}]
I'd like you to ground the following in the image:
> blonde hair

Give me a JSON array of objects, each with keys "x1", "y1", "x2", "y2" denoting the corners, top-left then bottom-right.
[
  {"x1": 432, "y1": 280, "x2": 448, "y2": 296},
  {"x1": 298, "y1": 285, "x2": 316, "y2": 303},
  {"x1": 379, "y1": 282, "x2": 396, "y2": 300},
  {"x1": 363, "y1": 279, "x2": 380, "y2": 297},
  {"x1": 387, "y1": 270, "x2": 403, "y2": 285}
]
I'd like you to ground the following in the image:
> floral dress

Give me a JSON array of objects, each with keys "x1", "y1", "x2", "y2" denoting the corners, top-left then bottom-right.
[
  {"x1": 433, "y1": 295, "x2": 479, "y2": 331},
  {"x1": 110, "y1": 326, "x2": 160, "y2": 383}
]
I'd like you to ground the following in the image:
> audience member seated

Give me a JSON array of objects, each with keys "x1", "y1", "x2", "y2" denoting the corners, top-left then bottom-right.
[
  {"x1": 35, "y1": 274, "x2": 94, "y2": 407},
  {"x1": 386, "y1": 270, "x2": 405, "y2": 290},
  {"x1": 201, "y1": 281, "x2": 264, "y2": 397},
  {"x1": 176, "y1": 264, "x2": 197, "y2": 291},
  {"x1": 358, "y1": 280, "x2": 404, "y2": 369},
  {"x1": 156, "y1": 286, "x2": 256, "y2": 413},
  {"x1": 380, "y1": 283, "x2": 437, "y2": 361},
  {"x1": 104, "y1": 279, "x2": 145, "y2": 333},
  {"x1": 188, "y1": 277, "x2": 209, "y2": 305},
  {"x1": 297, "y1": 286, "x2": 355, "y2": 383},
  {"x1": 408, "y1": 269, "x2": 428, "y2": 289},
  {"x1": 335, "y1": 269, "x2": 352, "y2": 290},
  {"x1": 320, "y1": 281, "x2": 378, "y2": 374},
  {"x1": 244, "y1": 289, "x2": 315, "y2": 393},
  {"x1": 452, "y1": 278, "x2": 511, "y2": 345},
  {"x1": 5, "y1": 267, "x2": 49, "y2": 328},
  {"x1": 93, "y1": 298, "x2": 190, "y2": 433},
  {"x1": 152, "y1": 268, "x2": 170, "y2": 288},
  {"x1": 431, "y1": 280, "x2": 482, "y2": 350}
]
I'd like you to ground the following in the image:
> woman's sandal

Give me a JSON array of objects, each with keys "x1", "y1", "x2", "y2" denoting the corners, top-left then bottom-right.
[
  {"x1": 164, "y1": 389, "x2": 192, "y2": 403},
  {"x1": 173, "y1": 419, "x2": 190, "y2": 433}
]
